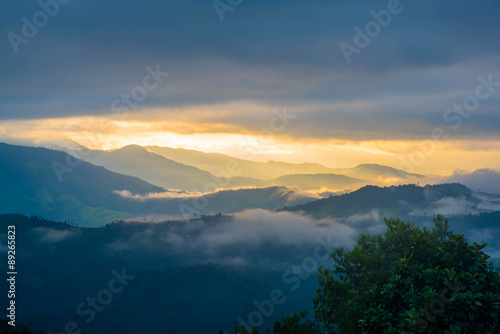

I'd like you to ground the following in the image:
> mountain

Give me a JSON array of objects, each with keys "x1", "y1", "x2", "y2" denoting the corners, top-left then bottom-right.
[
  {"x1": 145, "y1": 145, "x2": 338, "y2": 179},
  {"x1": 331, "y1": 163, "x2": 424, "y2": 181},
  {"x1": 228, "y1": 173, "x2": 362, "y2": 191},
  {"x1": 145, "y1": 146, "x2": 423, "y2": 183},
  {"x1": 116, "y1": 186, "x2": 317, "y2": 220},
  {"x1": 3, "y1": 208, "x2": 500, "y2": 334},
  {"x1": 71, "y1": 145, "x2": 218, "y2": 191},
  {"x1": 283, "y1": 183, "x2": 484, "y2": 219},
  {"x1": 270, "y1": 173, "x2": 361, "y2": 190},
  {"x1": 0, "y1": 214, "x2": 317, "y2": 334},
  {"x1": 77, "y1": 144, "x2": 361, "y2": 191},
  {"x1": 441, "y1": 168, "x2": 500, "y2": 195},
  {"x1": 0, "y1": 143, "x2": 317, "y2": 226},
  {"x1": 0, "y1": 142, "x2": 164, "y2": 225}
]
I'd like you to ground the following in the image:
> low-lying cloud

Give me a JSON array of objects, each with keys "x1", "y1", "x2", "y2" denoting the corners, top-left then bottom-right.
[
  {"x1": 106, "y1": 209, "x2": 368, "y2": 268},
  {"x1": 34, "y1": 227, "x2": 81, "y2": 243},
  {"x1": 446, "y1": 169, "x2": 500, "y2": 195}
]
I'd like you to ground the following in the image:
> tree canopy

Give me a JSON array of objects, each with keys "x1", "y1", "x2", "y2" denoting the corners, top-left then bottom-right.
[
  {"x1": 225, "y1": 216, "x2": 500, "y2": 333},
  {"x1": 315, "y1": 215, "x2": 500, "y2": 333}
]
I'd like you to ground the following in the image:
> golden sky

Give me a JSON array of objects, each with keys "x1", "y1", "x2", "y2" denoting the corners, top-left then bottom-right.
[
  {"x1": 2, "y1": 1, "x2": 500, "y2": 178},
  {"x1": 2, "y1": 105, "x2": 499, "y2": 176}
]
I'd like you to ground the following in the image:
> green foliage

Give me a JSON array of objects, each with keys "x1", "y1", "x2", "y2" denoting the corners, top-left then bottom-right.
[
  {"x1": 287, "y1": 183, "x2": 472, "y2": 219},
  {"x1": 273, "y1": 311, "x2": 321, "y2": 334},
  {"x1": 313, "y1": 217, "x2": 421, "y2": 333},
  {"x1": 226, "y1": 311, "x2": 320, "y2": 334},
  {"x1": 314, "y1": 215, "x2": 500, "y2": 333},
  {"x1": 358, "y1": 223, "x2": 500, "y2": 332}
]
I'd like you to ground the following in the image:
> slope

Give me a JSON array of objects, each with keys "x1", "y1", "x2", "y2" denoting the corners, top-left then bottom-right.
[
  {"x1": 72, "y1": 145, "x2": 219, "y2": 191},
  {"x1": 0, "y1": 142, "x2": 164, "y2": 225},
  {"x1": 284, "y1": 183, "x2": 474, "y2": 219},
  {"x1": 145, "y1": 145, "x2": 337, "y2": 179}
]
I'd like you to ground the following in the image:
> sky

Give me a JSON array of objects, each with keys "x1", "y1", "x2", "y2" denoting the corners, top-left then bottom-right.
[{"x1": 0, "y1": 0, "x2": 499, "y2": 174}]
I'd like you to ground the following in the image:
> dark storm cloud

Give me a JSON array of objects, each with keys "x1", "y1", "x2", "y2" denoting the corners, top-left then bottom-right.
[{"x1": 1, "y1": 0, "x2": 499, "y2": 139}]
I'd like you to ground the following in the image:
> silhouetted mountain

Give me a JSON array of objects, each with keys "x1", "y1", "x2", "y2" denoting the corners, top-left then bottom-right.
[
  {"x1": 284, "y1": 183, "x2": 475, "y2": 219},
  {"x1": 72, "y1": 145, "x2": 218, "y2": 191},
  {"x1": 2, "y1": 206, "x2": 500, "y2": 333},
  {"x1": 145, "y1": 145, "x2": 338, "y2": 179},
  {"x1": 331, "y1": 163, "x2": 424, "y2": 181},
  {"x1": 0, "y1": 142, "x2": 163, "y2": 225},
  {"x1": 0, "y1": 213, "x2": 318, "y2": 334},
  {"x1": 229, "y1": 173, "x2": 361, "y2": 191},
  {"x1": 270, "y1": 173, "x2": 361, "y2": 190},
  {"x1": 146, "y1": 146, "x2": 422, "y2": 184},
  {"x1": 441, "y1": 168, "x2": 500, "y2": 194},
  {"x1": 0, "y1": 143, "x2": 317, "y2": 226},
  {"x1": 118, "y1": 186, "x2": 316, "y2": 221}
]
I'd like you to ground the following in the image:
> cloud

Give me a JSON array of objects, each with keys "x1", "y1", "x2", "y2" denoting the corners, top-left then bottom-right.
[
  {"x1": 114, "y1": 189, "x2": 204, "y2": 200},
  {"x1": 423, "y1": 169, "x2": 500, "y2": 195},
  {"x1": 2, "y1": 0, "x2": 500, "y2": 176},
  {"x1": 408, "y1": 191, "x2": 500, "y2": 217},
  {"x1": 338, "y1": 209, "x2": 385, "y2": 234},
  {"x1": 446, "y1": 169, "x2": 500, "y2": 195},
  {"x1": 1, "y1": 0, "x2": 500, "y2": 143},
  {"x1": 200, "y1": 209, "x2": 355, "y2": 248},
  {"x1": 106, "y1": 209, "x2": 361, "y2": 267},
  {"x1": 425, "y1": 196, "x2": 481, "y2": 216},
  {"x1": 34, "y1": 227, "x2": 81, "y2": 243}
]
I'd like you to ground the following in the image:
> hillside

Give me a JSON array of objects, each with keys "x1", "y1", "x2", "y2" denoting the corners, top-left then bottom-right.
[
  {"x1": 0, "y1": 142, "x2": 164, "y2": 225},
  {"x1": 0, "y1": 142, "x2": 317, "y2": 226},
  {"x1": 284, "y1": 183, "x2": 476, "y2": 219},
  {"x1": 145, "y1": 145, "x2": 337, "y2": 179},
  {"x1": 119, "y1": 186, "x2": 317, "y2": 220},
  {"x1": 72, "y1": 145, "x2": 219, "y2": 191},
  {"x1": 0, "y1": 214, "x2": 316, "y2": 334},
  {"x1": 146, "y1": 146, "x2": 422, "y2": 184},
  {"x1": 229, "y1": 173, "x2": 362, "y2": 191},
  {"x1": 331, "y1": 163, "x2": 424, "y2": 181}
]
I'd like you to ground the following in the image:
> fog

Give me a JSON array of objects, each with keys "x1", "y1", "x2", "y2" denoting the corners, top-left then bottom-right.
[
  {"x1": 34, "y1": 227, "x2": 81, "y2": 243},
  {"x1": 105, "y1": 209, "x2": 375, "y2": 268}
]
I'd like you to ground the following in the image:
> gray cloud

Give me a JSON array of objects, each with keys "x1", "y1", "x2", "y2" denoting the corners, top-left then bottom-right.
[
  {"x1": 106, "y1": 209, "x2": 362, "y2": 267},
  {"x1": 446, "y1": 169, "x2": 500, "y2": 195},
  {"x1": 34, "y1": 227, "x2": 81, "y2": 243},
  {"x1": 423, "y1": 169, "x2": 500, "y2": 195},
  {"x1": 408, "y1": 190, "x2": 500, "y2": 217},
  {"x1": 1, "y1": 0, "x2": 500, "y2": 141}
]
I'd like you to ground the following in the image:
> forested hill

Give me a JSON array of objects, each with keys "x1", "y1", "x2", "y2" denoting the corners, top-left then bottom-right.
[{"x1": 283, "y1": 183, "x2": 475, "y2": 218}]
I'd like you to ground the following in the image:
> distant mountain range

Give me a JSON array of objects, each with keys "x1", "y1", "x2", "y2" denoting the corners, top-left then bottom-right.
[
  {"x1": 72, "y1": 144, "x2": 218, "y2": 191},
  {"x1": 330, "y1": 163, "x2": 424, "y2": 180},
  {"x1": 0, "y1": 143, "x2": 316, "y2": 226},
  {"x1": 284, "y1": 183, "x2": 500, "y2": 220},
  {"x1": 145, "y1": 145, "x2": 424, "y2": 182},
  {"x1": 1, "y1": 142, "x2": 497, "y2": 228},
  {"x1": 62, "y1": 145, "x2": 424, "y2": 193},
  {"x1": 229, "y1": 173, "x2": 362, "y2": 191},
  {"x1": 145, "y1": 145, "x2": 337, "y2": 179},
  {"x1": 2, "y1": 142, "x2": 499, "y2": 334},
  {"x1": 0, "y1": 142, "x2": 163, "y2": 225}
]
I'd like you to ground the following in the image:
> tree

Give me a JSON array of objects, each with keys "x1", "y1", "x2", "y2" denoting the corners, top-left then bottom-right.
[
  {"x1": 314, "y1": 216, "x2": 500, "y2": 333},
  {"x1": 224, "y1": 311, "x2": 319, "y2": 334},
  {"x1": 314, "y1": 217, "x2": 422, "y2": 333},
  {"x1": 215, "y1": 216, "x2": 500, "y2": 333},
  {"x1": 273, "y1": 311, "x2": 321, "y2": 334}
]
